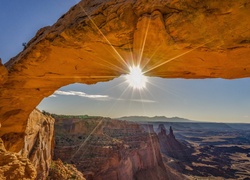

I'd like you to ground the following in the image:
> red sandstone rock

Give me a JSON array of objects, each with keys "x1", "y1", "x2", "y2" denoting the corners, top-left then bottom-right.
[
  {"x1": 0, "y1": 138, "x2": 37, "y2": 180},
  {"x1": 47, "y1": 159, "x2": 86, "y2": 180},
  {"x1": 0, "y1": 59, "x2": 7, "y2": 85},
  {"x1": 21, "y1": 109, "x2": 55, "y2": 180},
  {"x1": 53, "y1": 117, "x2": 172, "y2": 179}
]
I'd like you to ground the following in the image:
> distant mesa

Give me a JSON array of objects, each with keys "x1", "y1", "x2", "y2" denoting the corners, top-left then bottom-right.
[{"x1": 118, "y1": 116, "x2": 196, "y2": 123}]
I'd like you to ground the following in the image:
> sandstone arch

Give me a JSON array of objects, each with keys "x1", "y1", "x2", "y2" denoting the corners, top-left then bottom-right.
[{"x1": 1, "y1": 0, "x2": 250, "y2": 152}]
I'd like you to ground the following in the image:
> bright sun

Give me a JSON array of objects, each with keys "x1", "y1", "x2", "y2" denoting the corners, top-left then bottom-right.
[{"x1": 126, "y1": 66, "x2": 148, "y2": 89}]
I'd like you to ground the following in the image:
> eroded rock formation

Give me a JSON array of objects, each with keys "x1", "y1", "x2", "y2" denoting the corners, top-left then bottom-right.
[
  {"x1": 158, "y1": 125, "x2": 192, "y2": 160},
  {"x1": 1, "y1": 109, "x2": 55, "y2": 180},
  {"x1": 0, "y1": 138, "x2": 37, "y2": 180},
  {"x1": 0, "y1": 0, "x2": 250, "y2": 152},
  {"x1": 53, "y1": 116, "x2": 172, "y2": 179},
  {"x1": 22, "y1": 109, "x2": 55, "y2": 180},
  {"x1": 47, "y1": 159, "x2": 86, "y2": 180}
]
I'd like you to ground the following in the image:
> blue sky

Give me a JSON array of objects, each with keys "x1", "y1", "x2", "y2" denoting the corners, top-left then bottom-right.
[{"x1": 1, "y1": 1, "x2": 250, "y2": 123}]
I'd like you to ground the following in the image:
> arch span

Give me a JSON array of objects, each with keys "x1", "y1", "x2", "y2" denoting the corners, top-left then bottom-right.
[{"x1": 1, "y1": 0, "x2": 250, "y2": 152}]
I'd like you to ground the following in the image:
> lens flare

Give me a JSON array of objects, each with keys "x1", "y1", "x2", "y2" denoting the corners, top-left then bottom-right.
[{"x1": 126, "y1": 66, "x2": 148, "y2": 89}]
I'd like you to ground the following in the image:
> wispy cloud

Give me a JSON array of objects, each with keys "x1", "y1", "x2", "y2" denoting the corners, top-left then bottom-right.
[
  {"x1": 131, "y1": 99, "x2": 157, "y2": 103},
  {"x1": 52, "y1": 90, "x2": 109, "y2": 100},
  {"x1": 49, "y1": 90, "x2": 156, "y2": 103}
]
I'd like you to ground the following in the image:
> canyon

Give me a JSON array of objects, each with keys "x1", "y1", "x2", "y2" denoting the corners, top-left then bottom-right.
[
  {"x1": 0, "y1": 109, "x2": 184, "y2": 179},
  {"x1": 0, "y1": 109, "x2": 187, "y2": 179},
  {"x1": 52, "y1": 115, "x2": 173, "y2": 180},
  {"x1": 154, "y1": 122, "x2": 250, "y2": 179},
  {"x1": 1, "y1": 109, "x2": 250, "y2": 179}
]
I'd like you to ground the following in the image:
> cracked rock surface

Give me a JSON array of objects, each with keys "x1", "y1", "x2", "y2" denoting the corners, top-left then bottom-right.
[
  {"x1": 0, "y1": 0, "x2": 250, "y2": 152},
  {"x1": 0, "y1": 138, "x2": 37, "y2": 180}
]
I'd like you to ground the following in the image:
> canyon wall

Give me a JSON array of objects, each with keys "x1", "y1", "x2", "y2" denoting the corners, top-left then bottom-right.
[
  {"x1": 53, "y1": 116, "x2": 173, "y2": 180},
  {"x1": 22, "y1": 109, "x2": 55, "y2": 180}
]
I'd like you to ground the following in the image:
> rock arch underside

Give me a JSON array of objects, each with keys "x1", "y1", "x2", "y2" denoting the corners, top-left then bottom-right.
[{"x1": 0, "y1": 0, "x2": 250, "y2": 152}]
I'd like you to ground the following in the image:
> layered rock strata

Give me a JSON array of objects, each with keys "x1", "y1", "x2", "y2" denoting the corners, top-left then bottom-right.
[{"x1": 53, "y1": 116, "x2": 170, "y2": 180}]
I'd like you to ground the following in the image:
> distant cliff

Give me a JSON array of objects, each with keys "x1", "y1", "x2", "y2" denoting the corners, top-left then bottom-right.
[
  {"x1": 53, "y1": 117, "x2": 172, "y2": 180},
  {"x1": 157, "y1": 125, "x2": 193, "y2": 161},
  {"x1": 118, "y1": 116, "x2": 195, "y2": 123}
]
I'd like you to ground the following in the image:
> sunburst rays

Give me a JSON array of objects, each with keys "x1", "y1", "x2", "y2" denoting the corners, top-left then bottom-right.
[
  {"x1": 77, "y1": 3, "x2": 129, "y2": 72},
  {"x1": 66, "y1": 1, "x2": 250, "y2": 165},
  {"x1": 75, "y1": 2, "x2": 215, "y2": 91},
  {"x1": 73, "y1": 2, "x2": 191, "y2": 118}
]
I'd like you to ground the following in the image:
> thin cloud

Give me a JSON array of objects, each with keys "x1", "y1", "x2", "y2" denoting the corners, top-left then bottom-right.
[
  {"x1": 117, "y1": 98, "x2": 156, "y2": 103},
  {"x1": 50, "y1": 90, "x2": 155, "y2": 103},
  {"x1": 49, "y1": 94, "x2": 57, "y2": 98},
  {"x1": 54, "y1": 90, "x2": 109, "y2": 100},
  {"x1": 131, "y1": 99, "x2": 157, "y2": 103}
]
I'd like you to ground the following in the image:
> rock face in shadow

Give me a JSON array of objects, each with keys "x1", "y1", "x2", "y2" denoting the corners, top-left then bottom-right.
[
  {"x1": 0, "y1": 138, "x2": 37, "y2": 180},
  {"x1": 1, "y1": 0, "x2": 250, "y2": 152},
  {"x1": 53, "y1": 116, "x2": 171, "y2": 180},
  {"x1": 157, "y1": 125, "x2": 192, "y2": 161}
]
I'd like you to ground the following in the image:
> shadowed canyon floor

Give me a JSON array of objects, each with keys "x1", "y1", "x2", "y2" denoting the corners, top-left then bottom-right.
[{"x1": 154, "y1": 122, "x2": 250, "y2": 179}]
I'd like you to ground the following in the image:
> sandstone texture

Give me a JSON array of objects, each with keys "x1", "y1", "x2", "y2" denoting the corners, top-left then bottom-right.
[
  {"x1": 22, "y1": 109, "x2": 55, "y2": 180},
  {"x1": 0, "y1": 59, "x2": 8, "y2": 85},
  {"x1": 0, "y1": 0, "x2": 250, "y2": 152},
  {"x1": 47, "y1": 159, "x2": 86, "y2": 180},
  {"x1": 0, "y1": 138, "x2": 37, "y2": 180},
  {"x1": 1, "y1": 109, "x2": 55, "y2": 180},
  {"x1": 53, "y1": 116, "x2": 172, "y2": 180}
]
